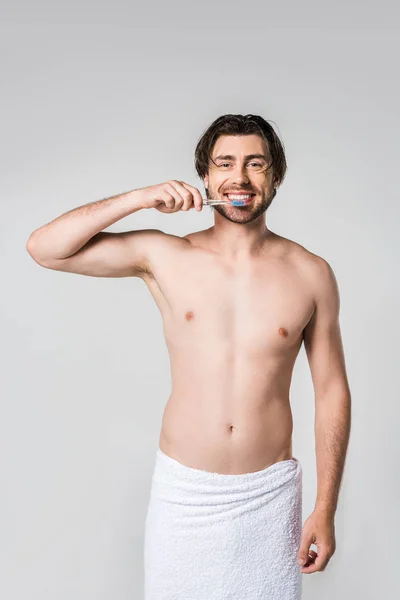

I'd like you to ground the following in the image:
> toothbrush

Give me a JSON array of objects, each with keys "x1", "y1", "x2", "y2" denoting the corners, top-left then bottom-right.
[{"x1": 202, "y1": 198, "x2": 246, "y2": 206}]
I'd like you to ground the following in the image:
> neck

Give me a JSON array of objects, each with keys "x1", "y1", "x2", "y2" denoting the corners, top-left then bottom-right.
[{"x1": 207, "y1": 212, "x2": 272, "y2": 260}]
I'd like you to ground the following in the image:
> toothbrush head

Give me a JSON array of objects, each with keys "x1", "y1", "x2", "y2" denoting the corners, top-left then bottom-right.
[{"x1": 231, "y1": 199, "x2": 246, "y2": 206}]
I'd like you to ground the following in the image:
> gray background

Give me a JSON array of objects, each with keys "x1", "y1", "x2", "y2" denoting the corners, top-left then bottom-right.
[{"x1": 1, "y1": 3, "x2": 399, "y2": 599}]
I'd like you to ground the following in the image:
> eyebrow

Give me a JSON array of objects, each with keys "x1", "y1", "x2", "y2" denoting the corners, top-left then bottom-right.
[{"x1": 213, "y1": 154, "x2": 268, "y2": 162}]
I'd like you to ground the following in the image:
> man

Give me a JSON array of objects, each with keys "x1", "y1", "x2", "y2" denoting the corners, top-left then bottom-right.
[{"x1": 26, "y1": 114, "x2": 351, "y2": 599}]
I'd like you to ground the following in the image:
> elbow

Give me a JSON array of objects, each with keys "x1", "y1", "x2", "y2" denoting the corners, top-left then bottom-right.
[
  {"x1": 26, "y1": 231, "x2": 38, "y2": 256},
  {"x1": 26, "y1": 231, "x2": 48, "y2": 266},
  {"x1": 26, "y1": 233, "x2": 37, "y2": 258}
]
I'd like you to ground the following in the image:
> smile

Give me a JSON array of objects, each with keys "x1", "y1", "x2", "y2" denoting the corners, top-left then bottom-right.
[{"x1": 223, "y1": 193, "x2": 255, "y2": 204}]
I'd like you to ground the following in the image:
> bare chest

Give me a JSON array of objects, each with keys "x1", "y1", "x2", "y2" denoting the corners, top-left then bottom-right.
[{"x1": 143, "y1": 249, "x2": 314, "y2": 355}]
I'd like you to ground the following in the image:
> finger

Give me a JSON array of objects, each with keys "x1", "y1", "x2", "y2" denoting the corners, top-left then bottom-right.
[
  {"x1": 303, "y1": 550, "x2": 317, "y2": 567},
  {"x1": 304, "y1": 550, "x2": 317, "y2": 562},
  {"x1": 179, "y1": 181, "x2": 203, "y2": 212},
  {"x1": 159, "y1": 191, "x2": 176, "y2": 211},
  {"x1": 168, "y1": 180, "x2": 192, "y2": 211},
  {"x1": 303, "y1": 543, "x2": 318, "y2": 568},
  {"x1": 164, "y1": 182, "x2": 185, "y2": 211},
  {"x1": 298, "y1": 535, "x2": 314, "y2": 566},
  {"x1": 301, "y1": 550, "x2": 330, "y2": 574},
  {"x1": 170, "y1": 180, "x2": 194, "y2": 211}
]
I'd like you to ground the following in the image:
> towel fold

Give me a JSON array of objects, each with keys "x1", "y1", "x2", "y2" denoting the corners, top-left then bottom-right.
[{"x1": 144, "y1": 448, "x2": 303, "y2": 600}]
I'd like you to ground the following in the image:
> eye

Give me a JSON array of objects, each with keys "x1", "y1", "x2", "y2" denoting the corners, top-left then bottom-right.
[{"x1": 218, "y1": 163, "x2": 231, "y2": 168}]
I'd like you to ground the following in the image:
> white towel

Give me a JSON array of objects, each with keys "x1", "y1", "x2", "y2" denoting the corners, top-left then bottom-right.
[{"x1": 144, "y1": 448, "x2": 303, "y2": 600}]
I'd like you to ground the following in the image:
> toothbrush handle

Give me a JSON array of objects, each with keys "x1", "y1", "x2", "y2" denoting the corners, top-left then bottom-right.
[{"x1": 202, "y1": 199, "x2": 228, "y2": 206}]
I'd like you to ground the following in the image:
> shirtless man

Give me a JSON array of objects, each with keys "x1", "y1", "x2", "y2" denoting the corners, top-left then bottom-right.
[{"x1": 26, "y1": 114, "x2": 351, "y2": 598}]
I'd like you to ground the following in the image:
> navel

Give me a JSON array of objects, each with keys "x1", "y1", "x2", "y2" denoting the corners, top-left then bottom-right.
[
  {"x1": 278, "y1": 327, "x2": 288, "y2": 337},
  {"x1": 185, "y1": 311, "x2": 195, "y2": 321}
]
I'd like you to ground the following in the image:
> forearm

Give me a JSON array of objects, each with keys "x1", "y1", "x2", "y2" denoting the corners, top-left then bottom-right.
[
  {"x1": 26, "y1": 188, "x2": 145, "y2": 261},
  {"x1": 313, "y1": 389, "x2": 351, "y2": 517}
]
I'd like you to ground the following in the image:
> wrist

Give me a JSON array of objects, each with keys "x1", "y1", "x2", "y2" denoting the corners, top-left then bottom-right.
[
  {"x1": 122, "y1": 188, "x2": 148, "y2": 212},
  {"x1": 313, "y1": 503, "x2": 336, "y2": 520}
]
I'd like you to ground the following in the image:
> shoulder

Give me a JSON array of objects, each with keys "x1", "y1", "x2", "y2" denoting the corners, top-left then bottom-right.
[{"x1": 273, "y1": 234, "x2": 339, "y2": 304}]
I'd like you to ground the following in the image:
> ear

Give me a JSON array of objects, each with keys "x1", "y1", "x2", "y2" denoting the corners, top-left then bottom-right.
[{"x1": 203, "y1": 175, "x2": 209, "y2": 189}]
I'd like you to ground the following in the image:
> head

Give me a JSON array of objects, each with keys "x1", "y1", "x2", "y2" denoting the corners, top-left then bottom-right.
[{"x1": 194, "y1": 114, "x2": 287, "y2": 224}]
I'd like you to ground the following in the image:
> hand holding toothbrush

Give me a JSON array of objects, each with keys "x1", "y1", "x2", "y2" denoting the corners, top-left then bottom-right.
[{"x1": 140, "y1": 180, "x2": 229, "y2": 214}]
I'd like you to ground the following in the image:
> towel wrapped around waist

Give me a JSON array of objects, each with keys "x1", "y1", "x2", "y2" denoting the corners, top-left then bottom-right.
[{"x1": 144, "y1": 448, "x2": 303, "y2": 600}]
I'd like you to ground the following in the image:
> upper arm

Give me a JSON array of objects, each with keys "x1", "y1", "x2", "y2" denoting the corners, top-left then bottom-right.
[
  {"x1": 303, "y1": 257, "x2": 350, "y2": 397},
  {"x1": 36, "y1": 228, "x2": 167, "y2": 278}
]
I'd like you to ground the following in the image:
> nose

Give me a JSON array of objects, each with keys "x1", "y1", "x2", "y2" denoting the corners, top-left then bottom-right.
[{"x1": 230, "y1": 163, "x2": 250, "y2": 185}]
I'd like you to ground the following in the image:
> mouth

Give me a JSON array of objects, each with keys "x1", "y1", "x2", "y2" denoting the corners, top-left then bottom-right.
[{"x1": 223, "y1": 193, "x2": 256, "y2": 205}]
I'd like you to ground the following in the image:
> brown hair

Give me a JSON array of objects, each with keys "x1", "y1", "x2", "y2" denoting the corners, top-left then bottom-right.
[{"x1": 194, "y1": 114, "x2": 287, "y2": 187}]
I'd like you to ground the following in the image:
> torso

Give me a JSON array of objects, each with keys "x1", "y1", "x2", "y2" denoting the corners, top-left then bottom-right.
[{"x1": 141, "y1": 229, "x2": 316, "y2": 474}]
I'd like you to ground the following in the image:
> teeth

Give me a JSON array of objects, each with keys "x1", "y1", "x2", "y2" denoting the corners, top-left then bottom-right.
[{"x1": 226, "y1": 194, "x2": 252, "y2": 200}]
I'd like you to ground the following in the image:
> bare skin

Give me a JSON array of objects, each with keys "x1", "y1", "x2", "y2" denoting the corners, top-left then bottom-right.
[
  {"x1": 150, "y1": 228, "x2": 313, "y2": 474},
  {"x1": 26, "y1": 133, "x2": 351, "y2": 574}
]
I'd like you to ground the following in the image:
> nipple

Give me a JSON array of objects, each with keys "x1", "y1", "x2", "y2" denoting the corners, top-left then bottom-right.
[
  {"x1": 278, "y1": 327, "x2": 288, "y2": 337},
  {"x1": 185, "y1": 311, "x2": 195, "y2": 321}
]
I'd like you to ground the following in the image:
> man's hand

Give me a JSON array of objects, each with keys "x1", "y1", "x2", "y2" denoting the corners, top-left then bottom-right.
[
  {"x1": 297, "y1": 509, "x2": 336, "y2": 574},
  {"x1": 140, "y1": 180, "x2": 204, "y2": 213}
]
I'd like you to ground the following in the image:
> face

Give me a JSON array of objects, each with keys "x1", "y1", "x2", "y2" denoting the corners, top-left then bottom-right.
[{"x1": 203, "y1": 134, "x2": 277, "y2": 224}]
